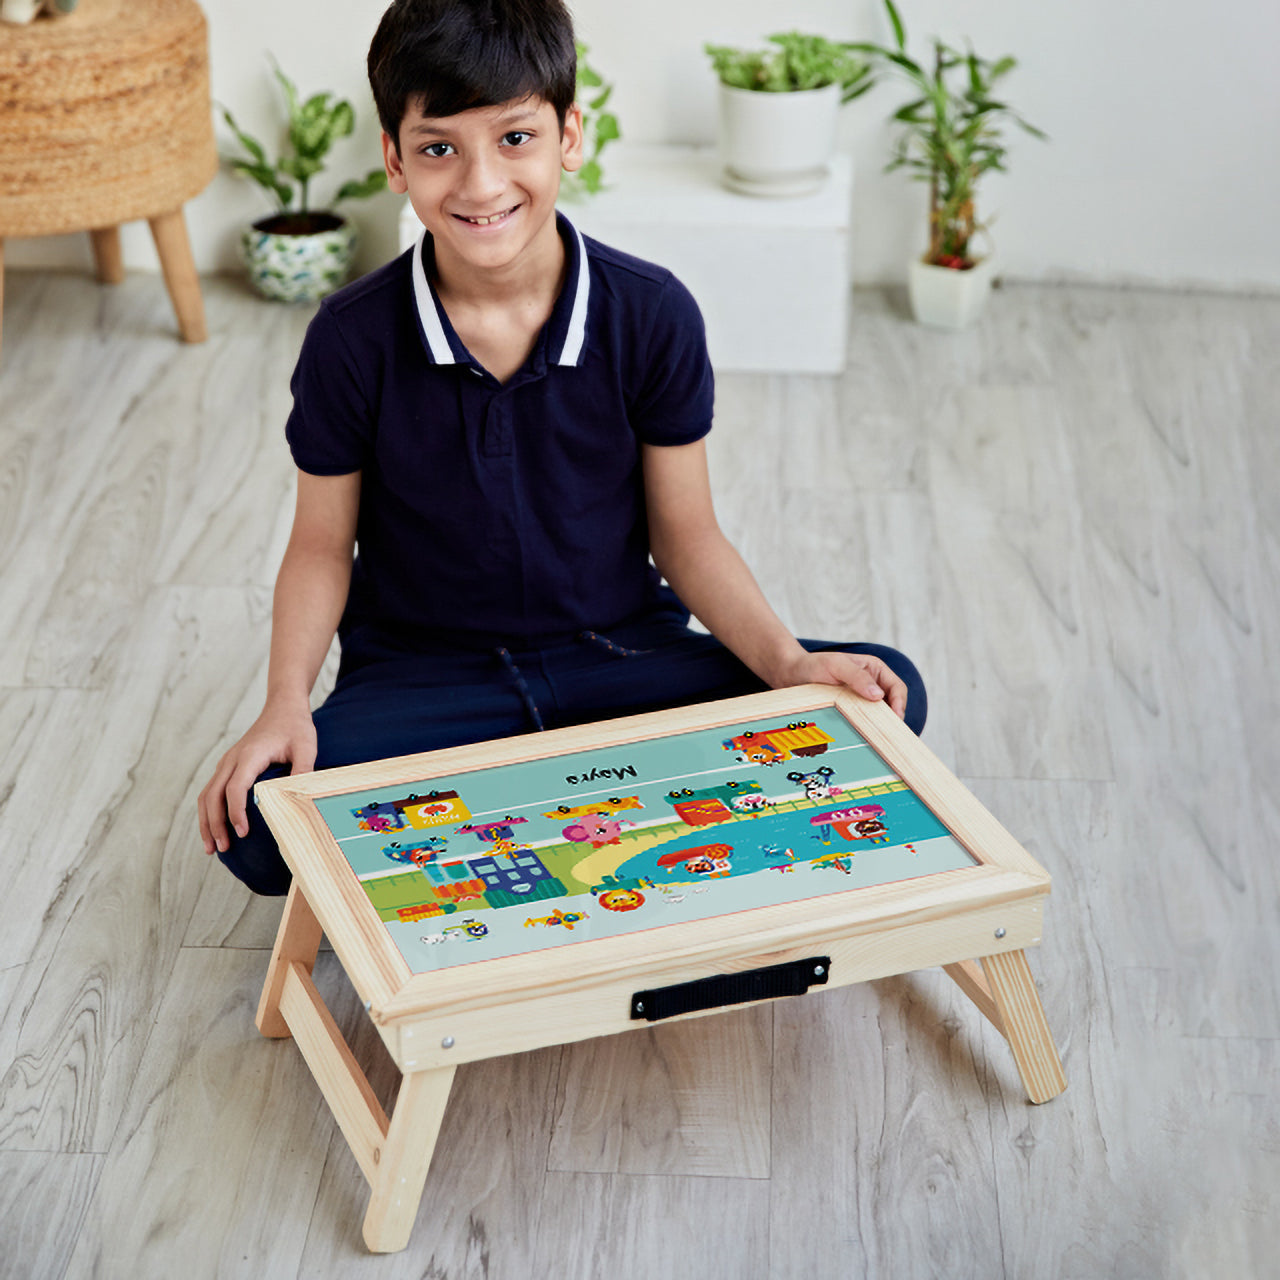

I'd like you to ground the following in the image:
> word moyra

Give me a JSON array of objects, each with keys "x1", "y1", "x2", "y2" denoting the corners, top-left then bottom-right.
[{"x1": 564, "y1": 764, "x2": 638, "y2": 786}]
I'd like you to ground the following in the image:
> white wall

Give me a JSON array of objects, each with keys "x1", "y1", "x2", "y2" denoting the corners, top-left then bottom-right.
[{"x1": 8, "y1": 0, "x2": 1279, "y2": 290}]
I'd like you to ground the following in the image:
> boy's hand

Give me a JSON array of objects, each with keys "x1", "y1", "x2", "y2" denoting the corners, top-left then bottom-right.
[
  {"x1": 773, "y1": 650, "x2": 908, "y2": 720},
  {"x1": 197, "y1": 701, "x2": 318, "y2": 856}
]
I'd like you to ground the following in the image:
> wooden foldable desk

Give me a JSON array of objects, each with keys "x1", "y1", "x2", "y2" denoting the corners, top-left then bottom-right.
[{"x1": 254, "y1": 685, "x2": 1066, "y2": 1253}]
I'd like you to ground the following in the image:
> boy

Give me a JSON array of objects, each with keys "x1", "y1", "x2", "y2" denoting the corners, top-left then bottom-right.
[{"x1": 198, "y1": 0, "x2": 926, "y2": 895}]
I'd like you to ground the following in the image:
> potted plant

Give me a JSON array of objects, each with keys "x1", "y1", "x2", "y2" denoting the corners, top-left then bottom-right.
[
  {"x1": 221, "y1": 58, "x2": 387, "y2": 303},
  {"x1": 851, "y1": 0, "x2": 1045, "y2": 328},
  {"x1": 704, "y1": 32, "x2": 873, "y2": 197}
]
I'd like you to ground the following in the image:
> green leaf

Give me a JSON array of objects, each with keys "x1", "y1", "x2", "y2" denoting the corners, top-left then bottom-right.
[
  {"x1": 594, "y1": 112, "x2": 620, "y2": 145},
  {"x1": 884, "y1": 0, "x2": 907, "y2": 51},
  {"x1": 330, "y1": 99, "x2": 356, "y2": 139},
  {"x1": 220, "y1": 107, "x2": 268, "y2": 167},
  {"x1": 300, "y1": 91, "x2": 331, "y2": 121},
  {"x1": 269, "y1": 56, "x2": 299, "y2": 121},
  {"x1": 280, "y1": 155, "x2": 324, "y2": 183},
  {"x1": 841, "y1": 79, "x2": 876, "y2": 104},
  {"x1": 882, "y1": 49, "x2": 925, "y2": 77},
  {"x1": 967, "y1": 53, "x2": 983, "y2": 95},
  {"x1": 228, "y1": 157, "x2": 276, "y2": 190},
  {"x1": 588, "y1": 85, "x2": 613, "y2": 112},
  {"x1": 334, "y1": 169, "x2": 388, "y2": 203}
]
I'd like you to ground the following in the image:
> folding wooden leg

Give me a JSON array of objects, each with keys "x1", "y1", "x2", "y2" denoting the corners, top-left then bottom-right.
[
  {"x1": 945, "y1": 949, "x2": 1066, "y2": 1104},
  {"x1": 256, "y1": 883, "x2": 455, "y2": 1251},
  {"x1": 89, "y1": 226, "x2": 125, "y2": 284},
  {"x1": 147, "y1": 207, "x2": 207, "y2": 343},
  {"x1": 257, "y1": 880, "x2": 323, "y2": 1038},
  {"x1": 362, "y1": 1064, "x2": 457, "y2": 1253}
]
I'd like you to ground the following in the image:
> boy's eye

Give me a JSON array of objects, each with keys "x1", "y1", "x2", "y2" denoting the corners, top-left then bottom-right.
[
  {"x1": 501, "y1": 131, "x2": 532, "y2": 147},
  {"x1": 422, "y1": 142, "x2": 454, "y2": 158}
]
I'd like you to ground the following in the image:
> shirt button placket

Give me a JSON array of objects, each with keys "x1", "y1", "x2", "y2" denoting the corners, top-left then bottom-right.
[{"x1": 483, "y1": 397, "x2": 513, "y2": 458}]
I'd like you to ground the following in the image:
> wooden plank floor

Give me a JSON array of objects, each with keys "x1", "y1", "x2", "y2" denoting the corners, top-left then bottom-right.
[{"x1": 1, "y1": 268, "x2": 1276, "y2": 1279}]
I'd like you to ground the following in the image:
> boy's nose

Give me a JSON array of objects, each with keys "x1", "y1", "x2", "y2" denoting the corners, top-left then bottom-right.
[{"x1": 457, "y1": 153, "x2": 507, "y2": 206}]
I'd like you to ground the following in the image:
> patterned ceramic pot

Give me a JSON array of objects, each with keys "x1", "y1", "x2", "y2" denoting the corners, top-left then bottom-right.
[{"x1": 240, "y1": 213, "x2": 357, "y2": 303}]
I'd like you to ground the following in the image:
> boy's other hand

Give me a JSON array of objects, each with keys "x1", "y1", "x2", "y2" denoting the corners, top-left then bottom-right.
[
  {"x1": 197, "y1": 702, "x2": 318, "y2": 856},
  {"x1": 774, "y1": 650, "x2": 908, "y2": 720}
]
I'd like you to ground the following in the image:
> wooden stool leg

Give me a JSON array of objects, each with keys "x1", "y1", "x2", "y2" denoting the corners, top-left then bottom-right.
[
  {"x1": 146, "y1": 208, "x2": 207, "y2": 343},
  {"x1": 362, "y1": 1065, "x2": 457, "y2": 1253},
  {"x1": 972, "y1": 949, "x2": 1067, "y2": 1104},
  {"x1": 1, "y1": 237, "x2": 5, "y2": 360},
  {"x1": 89, "y1": 226, "x2": 125, "y2": 284},
  {"x1": 257, "y1": 881, "x2": 323, "y2": 1038}
]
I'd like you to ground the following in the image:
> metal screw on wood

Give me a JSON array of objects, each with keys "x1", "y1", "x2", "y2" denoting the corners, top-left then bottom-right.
[
  {"x1": 441, "y1": 1036, "x2": 455, "y2": 1049},
  {"x1": 814, "y1": 965, "x2": 825, "y2": 976},
  {"x1": 635, "y1": 1001, "x2": 644, "y2": 1013},
  {"x1": 994, "y1": 927, "x2": 1007, "y2": 939}
]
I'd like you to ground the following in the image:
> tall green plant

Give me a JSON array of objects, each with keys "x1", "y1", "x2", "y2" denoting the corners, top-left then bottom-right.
[
  {"x1": 221, "y1": 57, "x2": 387, "y2": 217},
  {"x1": 705, "y1": 32, "x2": 872, "y2": 102},
  {"x1": 851, "y1": 0, "x2": 1045, "y2": 266}
]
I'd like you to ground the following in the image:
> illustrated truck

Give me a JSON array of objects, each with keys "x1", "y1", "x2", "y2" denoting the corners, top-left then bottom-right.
[{"x1": 721, "y1": 721, "x2": 834, "y2": 766}]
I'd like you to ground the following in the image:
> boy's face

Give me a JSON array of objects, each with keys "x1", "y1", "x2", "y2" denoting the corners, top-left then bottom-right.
[{"x1": 384, "y1": 96, "x2": 584, "y2": 280}]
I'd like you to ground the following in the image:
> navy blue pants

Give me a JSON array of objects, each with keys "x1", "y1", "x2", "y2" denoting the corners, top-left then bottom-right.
[{"x1": 217, "y1": 616, "x2": 927, "y2": 895}]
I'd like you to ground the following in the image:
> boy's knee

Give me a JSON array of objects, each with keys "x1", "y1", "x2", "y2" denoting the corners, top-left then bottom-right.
[{"x1": 215, "y1": 766, "x2": 292, "y2": 896}]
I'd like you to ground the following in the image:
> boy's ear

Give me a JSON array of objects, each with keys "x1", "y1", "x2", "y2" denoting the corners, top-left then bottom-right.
[
  {"x1": 560, "y1": 104, "x2": 585, "y2": 174},
  {"x1": 382, "y1": 130, "x2": 408, "y2": 194}
]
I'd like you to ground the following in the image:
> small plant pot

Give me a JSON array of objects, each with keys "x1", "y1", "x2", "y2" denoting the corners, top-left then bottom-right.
[
  {"x1": 239, "y1": 212, "x2": 358, "y2": 303},
  {"x1": 716, "y1": 82, "x2": 841, "y2": 197},
  {"x1": 907, "y1": 255, "x2": 996, "y2": 330}
]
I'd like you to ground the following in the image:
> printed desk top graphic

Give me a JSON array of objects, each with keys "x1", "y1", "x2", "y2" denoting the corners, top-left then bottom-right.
[{"x1": 314, "y1": 706, "x2": 977, "y2": 975}]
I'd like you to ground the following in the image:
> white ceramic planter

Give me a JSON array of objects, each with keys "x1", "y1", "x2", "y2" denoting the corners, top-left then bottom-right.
[
  {"x1": 240, "y1": 214, "x2": 358, "y2": 304},
  {"x1": 717, "y1": 82, "x2": 841, "y2": 197},
  {"x1": 907, "y1": 255, "x2": 996, "y2": 330}
]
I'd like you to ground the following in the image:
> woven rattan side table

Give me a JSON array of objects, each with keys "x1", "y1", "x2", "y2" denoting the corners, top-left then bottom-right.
[{"x1": 0, "y1": 0, "x2": 217, "y2": 356}]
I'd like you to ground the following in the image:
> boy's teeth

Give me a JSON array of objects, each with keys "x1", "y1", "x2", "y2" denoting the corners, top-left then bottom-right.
[{"x1": 465, "y1": 209, "x2": 512, "y2": 225}]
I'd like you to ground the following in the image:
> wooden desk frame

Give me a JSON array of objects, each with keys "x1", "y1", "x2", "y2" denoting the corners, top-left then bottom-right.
[{"x1": 254, "y1": 686, "x2": 1066, "y2": 1253}]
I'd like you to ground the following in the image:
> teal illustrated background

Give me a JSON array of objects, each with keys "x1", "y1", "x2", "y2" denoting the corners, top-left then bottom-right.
[{"x1": 312, "y1": 706, "x2": 977, "y2": 974}]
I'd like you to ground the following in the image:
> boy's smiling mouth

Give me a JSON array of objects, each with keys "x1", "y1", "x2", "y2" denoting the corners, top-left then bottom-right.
[{"x1": 455, "y1": 205, "x2": 521, "y2": 226}]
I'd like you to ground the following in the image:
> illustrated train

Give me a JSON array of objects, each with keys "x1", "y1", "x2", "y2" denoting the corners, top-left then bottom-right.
[
  {"x1": 721, "y1": 721, "x2": 833, "y2": 766},
  {"x1": 664, "y1": 779, "x2": 765, "y2": 826}
]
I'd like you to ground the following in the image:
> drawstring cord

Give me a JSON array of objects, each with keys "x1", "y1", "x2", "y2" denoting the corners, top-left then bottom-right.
[
  {"x1": 495, "y1": 632, "x2": 654, "y2": 732},
  {"x1": 576, "y1": 630, "x2": 653, "y2": 658},
  {"x1": 495, "y1": 646, "x2": 545, "y2": 731}
]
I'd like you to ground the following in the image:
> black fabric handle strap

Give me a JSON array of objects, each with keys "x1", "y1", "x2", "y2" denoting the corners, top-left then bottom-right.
[{"x1": 630, "y1": 957, "x2": 831, "y2": 1023}]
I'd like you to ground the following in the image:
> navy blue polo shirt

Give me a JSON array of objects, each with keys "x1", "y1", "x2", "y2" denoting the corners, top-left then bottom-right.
[{"x1": 284, "y1": 213, "x2": 714, "y2": 648}]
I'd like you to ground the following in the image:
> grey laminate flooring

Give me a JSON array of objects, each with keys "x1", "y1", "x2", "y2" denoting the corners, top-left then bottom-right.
[{"x1": 1, "y1": 269, "x2": 1275, "y2": 1279}]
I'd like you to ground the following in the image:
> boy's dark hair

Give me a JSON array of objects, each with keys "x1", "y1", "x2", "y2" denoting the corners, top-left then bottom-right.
[{"x1": 369, "y1": 0, "x2": 577, "y2": 150}]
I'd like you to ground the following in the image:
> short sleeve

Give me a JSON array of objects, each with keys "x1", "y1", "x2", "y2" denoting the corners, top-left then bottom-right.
[
  {"x1": 629, "y1": 273, "x2": 715, "y2": 446},
  {"x1": 284, "y1": 302, "x2": 374, "y2": 475}
]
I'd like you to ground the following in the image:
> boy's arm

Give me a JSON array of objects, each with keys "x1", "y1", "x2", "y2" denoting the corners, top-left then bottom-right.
[
  {"x1": 643, "y1": 440, "x2": 907, "y2": 717},
  {"x1": 198, "y1": 468, "x2": 361, "y2": 855}
]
